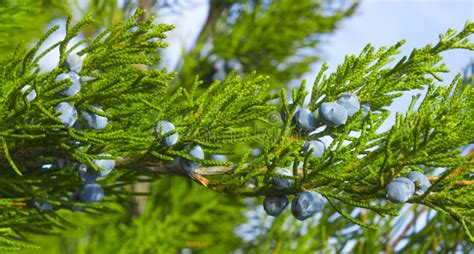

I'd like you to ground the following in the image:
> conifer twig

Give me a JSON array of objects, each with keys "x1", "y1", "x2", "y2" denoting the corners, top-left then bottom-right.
[{"x1": 117, "y1": 157, "x2": 474, "y2": 187}]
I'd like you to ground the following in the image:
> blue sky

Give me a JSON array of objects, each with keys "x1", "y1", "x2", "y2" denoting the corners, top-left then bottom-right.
[{"x1": 310, "y1": 0, "x2": 474, "y2": 80}]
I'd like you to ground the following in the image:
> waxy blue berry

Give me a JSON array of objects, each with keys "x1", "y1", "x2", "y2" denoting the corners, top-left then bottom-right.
[
  {"x1": 263, "y1": 196, "x2": 289, "y2": 217},
  {"x1": 20, "y1": 85, "x2": 37, "y2": 102},
  {"x1": 155, "y1": 121, "x2": 179, "y2": 147},
  {"x1": 250, "y1": 148, "x2": 262, "y2": 157},
  {"x1": 28, "y1": 200, "x2": 53, "y2": 211},
  {"x1": 55, "y1": 72, "x2": 81, "y2": 97},
  {"x1": 92, "y1": 153, "x2": 115, "y2": 177},
  {"x1": 336, "y1": 93, "x2": 360, "y2": 117},
  {"x1": 361, "y1": 103, "x2": 370, "y2": 118},
  {"x1": 79, "y1": 164, "x2": 98, "y2": 184},
  {"x1": 210, "y1": 154, "x2": 227, "y2": 162},
  {"x1": 55, "y1": 102, "x2": 77, "y2": 127},
  {"x1": 179, "y1": 145, "x2": 205, "y2": 173},
  {"x1": 292, "y1": 108, "x2": 317, "y2": 132},
  {"x1": 272, "y1": 168, "x2": 293, "y2": 190},
  {"x1": 318, "y1": 102, "x2": 348, "y2": 127},
  {"x1": 386, "y1": 177, "x2": 415, "y2": 203},
  {"x1": 64, "y1": 53, "x2": 83, "y2": 73},
  {"x1": 291, "y1": 191, "x2": 325, "y2": 221},
  {"x1": 302, "y1": 140, "x2": 326, "y2": 158},
  {"x1": 79, "y1": 183, "x2": 104, "y2": 204},
  {"x1": 82, "y1": 105, "x2": 108, "y2": 129},
  {"x1": 407, "y1": 171, "x2": 431, "y2": 196}
]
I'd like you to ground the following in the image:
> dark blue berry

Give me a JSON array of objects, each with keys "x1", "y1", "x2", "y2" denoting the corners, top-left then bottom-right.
[
  {"x1": 79, "y1": 184, "x2": 104, "y2": 204},
  {"x1": 302, "y1": 140, "x2": 326, "y2": 158},
  {"x1": 291, "y1": 191, "x2": 325, "y2": 221},
  {"x1": 155, "y1": 121, "x2": 179, "y2": 146},
  {"x1": 179, "y1": 145, "x2": 205, "y2": 173},
  {"x1": 272, "y1": 168, "x2": 293, "y2": 190},
  {"x1": 82, "y1": 105, "x2": 108, "y2": 129},
  {"x1": 55, "y1": 102, "x2": 77, "y2": 127},
  {"x1": 407, "y1": 171, "x2": 431, "y2": 196},
  {"x1": 318, "y1": 102, "x2": 348, "y2": 127},
  {"x1": 263, "y1": 196, "x2": 289, "y2": 217},
  {"x1": 386, "y1": 177, "x2": 415, "y2": 203},
  {"x1": 336, "y1": 93, "x2": 360, "y2": 117},
  {"x1": 292, "y1": 108, "x2": 317, "y2": 132}
]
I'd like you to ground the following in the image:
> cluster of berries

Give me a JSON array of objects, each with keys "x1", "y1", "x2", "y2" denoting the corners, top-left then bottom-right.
[
  {"x1": 29, "y1": 155, "x2": 115, "y2": 212},
  {"x1": 51, "y1": 54, "x2": 107, "y2": 130},
  {"x1": 21, "y1": 54, "x2": 104, "y2": 129},
  {"x1": 385, "y1": 171, "x2": 431, "y2": 203},
  {"x1": 51, "y1": 54, "x2": 112, "y2": 210},
  {"x1": 262, "y1": 93, "x2": 369, "y2": 219},
  {"x1": 263, "y1": 168, "x2": 326, "y2": 220},
  {"x1": 23, "y1": 54, "x2": 114, "y2": 211},
  {"x1": 155, "y1": 121, "x2": 207, "y2": 173},
  {"x1": 287, "y1": 93, "x2": 369, "y2": 133}
]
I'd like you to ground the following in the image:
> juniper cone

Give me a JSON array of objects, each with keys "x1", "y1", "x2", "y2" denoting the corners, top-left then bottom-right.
[
  {"x1": 55, "y1": 72, "x2": 81, "y2": 97},
  {"x1": 155, "y1": 121, "x2": 179, "y2": 146},
  {"x1": 179, "y1": 145, "x2": 205, "y2": 173},
  {"x1": 302, "y1": 140, "x2": 326, "y2": 158},
  {"x1": 78, "y1": 164, "x2": 98, "y2": 184},
  {"x1": 318, "y1": 102, "x2": 348, "y2": 127},
  {"x1": 291, "y1": 191, "x2": 325, "y2": 221},
  {"x1": 37, "y1": 202, "x2": 53, "y2": 211},
  {"x1": 29, "y1": 200, "x2": 53, "y2": 211},
  {"x1": 263, "y1": 196, "x2": 289, "y2": 217},
  {"x1": 92, "y1": 153, "x2": 115, "y2": 176},
  {"x1": 407, "y1": 171, "x2": 431, "y2": 196},
  {"x1": 72, "y1": 121, "x2": 82, "y2": 130},
  {"x1": 79, "y1": 184, "x2": 105, "y2": 204},
  {"x1": 20, "y1": 85, "x2": 37, "y2": 102},
  {"x1": 386, "y1": 177, "x2": 416, "y2": 203},
  {"x1": 81, "y1": 105, "x2": 108, "y2": 129},
  {"x1": 250, "y1": 148, "x2": 262, "y2": 156},
  {"x1": 272, "y1": 168, "x2": 294, "y2": 190},
  {"x1": 64, "y1": 53, "x2": 83, "y2": 73},
  {"x1": 54, "y1": 102, "x2": 77, "y2": 127},
  {"x1": 280, "y1": 103, "x2": 293, "y2": 122},
  {"x1": 361, "y1": 103, "x2": 371, "y2": 118},
  {"x1": 210, "y1": 154, "x2": 228, "y2": 162},
  {"x1": 336, "y1": 93, "x2": 360, "y2": 116},
  {"x1": 292, "y1": 108, "x2": 317, "y2": 132}
]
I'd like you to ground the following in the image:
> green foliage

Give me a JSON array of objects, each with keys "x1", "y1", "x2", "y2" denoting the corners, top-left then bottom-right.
[
  {"x1": 0, "y1": 0, "x2": 68, "y2": 58},
  {"x1": 0, "y1": 0, "x2": 43, "y2": 55},
  {"x1": 0, "y1": 7, "x2": 277, "y2": 251},
  {"x1": 21, "y1": 178, "x2": 246, "y2": 254},
  {"x1": 0, "y1": 1, "x2": 473, "y2": 253},
  {"x1": 203, "y1": 21, "x2": 474, "y2": 243},
  {"x1": 0, "y1": 9, "x2": 175, "y2": 249}
]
